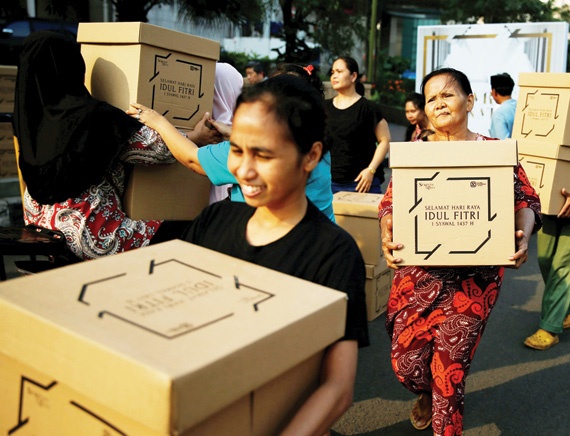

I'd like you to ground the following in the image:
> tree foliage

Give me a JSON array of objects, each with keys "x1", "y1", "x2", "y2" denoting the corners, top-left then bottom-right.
[{"x1": 439, "y1": 0, "x2": 557, "y2": 24}]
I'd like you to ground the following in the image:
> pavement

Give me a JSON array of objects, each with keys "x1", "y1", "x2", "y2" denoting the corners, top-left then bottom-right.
[{"x1": 2, "y1": 123, "x2": 568, "y2": 435}]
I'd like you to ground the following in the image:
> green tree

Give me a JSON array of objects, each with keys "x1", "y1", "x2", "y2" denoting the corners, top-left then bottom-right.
[
  {"x1": 439, "y1": 0, "x2": 557, "y2": 24},
  {"x1": 273, "y1": 0, "x2": 368, "y2": 63}
]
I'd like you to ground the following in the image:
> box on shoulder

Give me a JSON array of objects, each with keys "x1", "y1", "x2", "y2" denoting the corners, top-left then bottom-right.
[
  {"x1": 0, "y1": 240, "x2": 346, "y2": 435},
  {"x1": 333, "y1": 191, "x2": 384, "y2": 265},
  {"x1": 77, "y1": 22, "x2": 220, "y2": 131},
  {"x1": 0, "y1": 65, "x2": 17, "y2": 113},
  {"x1": 365, "y1": 261, "x2": 392, "y2": 321},
  {"x1": 512, "y1": 72, "x2": 570, "y2": 145},
  {"x1": 389, "y1": 140, "x2": 517, "y2": 266},
  {"x1": 518, "y1": 138, "x2": 570, "y2": 215}
]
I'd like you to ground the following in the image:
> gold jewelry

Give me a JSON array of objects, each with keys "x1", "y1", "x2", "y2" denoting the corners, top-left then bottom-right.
[
  {"x1": 368, "y1": 167, "x2": 376, "y2": 174},
  {"x1": 137, "y1": 108, "x2": 142, "y2": 114}
]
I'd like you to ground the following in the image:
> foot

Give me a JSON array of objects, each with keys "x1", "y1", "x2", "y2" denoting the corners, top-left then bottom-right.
[
  {"x1": 524, "y1": 329, "x2": 559, "y2": 350},
  {"x1": 410, "y1": 393, "x2": 432, "y2": 430},
  {"x1": 563, "y1": 315, "x2": 570, "y2": 330}
]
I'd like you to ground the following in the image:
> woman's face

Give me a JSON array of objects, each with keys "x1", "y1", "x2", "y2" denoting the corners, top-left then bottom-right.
[
  {"x1": 405, "y1": 101, "x2": 425, "y2": 126},
  {"x1": 423, "y1": 74, "x2": 474, "y2": 134},
  {"x1": 229, "y1": 101, "x2": 314, "y2": 211},
  {"x1": 330, "y1": 59, "x2": 356, "y2": 92}
]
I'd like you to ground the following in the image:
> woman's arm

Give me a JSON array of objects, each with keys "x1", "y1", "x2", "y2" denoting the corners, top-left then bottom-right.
[
  {"x1": 280, "y1": 340, "x2": 358, "y2": 436},
  {"x1": 381, "y1": 214, "x2": 403, "y2": 269},
  {"x1": 127, "y1": 104, "x2": 220, "y2": 176},
  {"x1": 557, "y1": 188, "x2": 570, "y2": 218},
  {"x1": 509, "y1": 208, "x2": 536, "y2": 268},
  {"x1": 355, "y1": 119, "x2": 391, "y2": 192}
]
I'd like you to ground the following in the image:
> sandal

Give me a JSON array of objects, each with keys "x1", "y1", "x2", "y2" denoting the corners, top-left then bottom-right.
[
  {"x1": 524, "y1": 329, "x2": 559, "y2": 350},
  {"x1": 410, "y1": 393, "x2": 432, "y2": 430},
  {"x1": 563, "y1": 315, "x2": 570, "y2": 329}
]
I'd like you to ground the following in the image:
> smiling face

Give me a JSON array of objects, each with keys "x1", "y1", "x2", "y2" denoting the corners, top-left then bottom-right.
[
  {"x1": 330, "y1": 59, "x2": 357, "y2": 92},
  {"x1": 423, "y1": 74, "x2": 474, "y2": 135},
  {"x1": 228, "y1": 100, "x2": 315, "y2": 212}
]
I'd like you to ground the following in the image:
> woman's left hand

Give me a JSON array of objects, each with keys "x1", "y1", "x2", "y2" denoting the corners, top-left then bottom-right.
[
  {"x1": 508, "y1": 229, "x2": 529, "y2": 269},
  {"x1": 354, "y1": 169, "x2": 374, "y2": 193}
]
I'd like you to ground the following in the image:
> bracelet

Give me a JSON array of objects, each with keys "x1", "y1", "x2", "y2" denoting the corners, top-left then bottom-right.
[{"x1": 368, "y1": 167, "x2": 376, "y2": 174}]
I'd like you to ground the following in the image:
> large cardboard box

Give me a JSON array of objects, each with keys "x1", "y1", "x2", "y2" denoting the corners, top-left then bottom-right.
[
  {"x1": 77, "y1": 22, "x2": 219, "y2": 131},
  {"x1": 390, "y1": 140, "x2": 517, "y2": 266},
  {"x1": 77, "y1": 22, "x2": 219, "y2": 220},
  {"x1": 0, "y1": 240, "x2": 346, "y2": 435},
  {"x1": 512, "y1": 73, "x2": 570, "y2": 145},
  {"x1": 518, "y1": 139, "x2": 570, "y2": 215},
  {"x1": 333, "y1": 191, "x2": 384, "y2": 265},
  {"x1": 0, "y1": 66, "x2": 17, "y2": 113},
  {"x1": 123, "y1": 160, "x2": 211, "y2": 221},
  {"x1": 365, "y1": 262, "x2": 392, "y2": 321}
]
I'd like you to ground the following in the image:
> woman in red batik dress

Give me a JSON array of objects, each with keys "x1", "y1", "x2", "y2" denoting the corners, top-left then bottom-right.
[{"x1": 378, "y1": 67, "x2": 541, "y2": 436}]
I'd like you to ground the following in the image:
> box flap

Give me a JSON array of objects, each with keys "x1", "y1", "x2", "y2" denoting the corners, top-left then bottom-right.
[
  {"x1": 519, "y1": 72, "x2": 570, "y2": 88},
  {"x1": 0, "y1": 240, "x2": 346, "y2": 433},
  {"x1": 518, "y1": 139, "x2": 570, "y2": 161},
  {"x1": 77, "y1": 22, "x2": 220, "y2": 61},
  {"x1": 332, "y1": 191, "x2": 383, "y2": 218},
  {"x1": 389, "y1": 139, "x2": 518, "y2": 168}
]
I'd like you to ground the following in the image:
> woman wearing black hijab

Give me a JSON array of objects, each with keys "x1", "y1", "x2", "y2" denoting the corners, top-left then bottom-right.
[{"x1": 14, "y1": 31, "x2": 192, "y2": 260}]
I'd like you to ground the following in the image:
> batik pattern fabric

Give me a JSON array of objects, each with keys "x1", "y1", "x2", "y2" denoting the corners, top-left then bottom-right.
[
  {"x1": 23, "y1": 126, "x2": 176, "y2": 260},
  {"x1": 378, "y1": 135, "x2": 541, "y2": 436}
]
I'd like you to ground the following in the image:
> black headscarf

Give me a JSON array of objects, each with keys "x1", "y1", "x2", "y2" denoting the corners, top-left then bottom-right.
[{"x1": 14, "y1": 30, "x2": 141, "y2": 204}]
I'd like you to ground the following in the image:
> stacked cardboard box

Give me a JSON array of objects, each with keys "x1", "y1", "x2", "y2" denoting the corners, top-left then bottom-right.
[
  {"x1": 0, "y1": 240, "x2": 346, "y2": 435},
  {"x1": 0, "y1": 66, "x2": 18, "y2": 179},
  {"x1": 77, "y1": 22, "x2": 220, "y2": 220},
  {"x1": 389, "y1": 140, "x2": 517, "y2": 267},
  {"x1": 513, "y1": 72, "x2": 570, "y2": 215},
  {"x1": 333, "y1": 191, "x2": 392, "y2": 321}
]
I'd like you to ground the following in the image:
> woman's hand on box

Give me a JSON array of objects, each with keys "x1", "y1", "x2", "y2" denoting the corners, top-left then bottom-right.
[
  {"x1": 127, "y1": 103, "x2": 167, "y2": 132},
  {"x1": 190, "y1": 112, "x2": 223, "y2": 146},
  {"x1": 380, "y1": 215, "x2": 403, "y2": 269},
  {"x1": 558, "y1": 188, "x2": 570, "y2": 219}
]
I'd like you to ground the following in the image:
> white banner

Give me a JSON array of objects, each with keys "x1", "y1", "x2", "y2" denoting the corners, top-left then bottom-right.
[{"x1": 416, "y1": 22, "x2": 569, "y2": 135}]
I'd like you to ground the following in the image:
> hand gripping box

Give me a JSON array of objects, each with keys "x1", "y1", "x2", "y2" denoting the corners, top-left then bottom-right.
[
  {"x1": 0, "y1": 240, "x2": 346, "y2": 436},
  {"x1": 77, "y1": 22, "x2": 219, "y2": 220},
  {"x1": 333, "y1": 191, "x2": 384, "y2": 265},
  {"x1": 512, "y1": 73, "x2": 570, "y2": 145},
  {"x1": 518, "y1": 138, "x2": 570, "y2": 215},
  {"x1": 390, "y1": 140, "x2": 517, "y2": 267}
]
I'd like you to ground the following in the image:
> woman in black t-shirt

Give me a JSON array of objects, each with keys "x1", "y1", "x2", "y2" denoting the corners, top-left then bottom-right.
[
  {"x1": 182, "y1": 75, "x2": 369, "y2": 435},
  {"x1": 325, "y1": 56, "x2": 391, "y2": 194}
]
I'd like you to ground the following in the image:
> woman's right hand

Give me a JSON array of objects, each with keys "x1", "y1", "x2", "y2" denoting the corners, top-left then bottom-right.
[
  {"x1": 380, "y1": 214, "x2": 403, "y2": 269},
  {"x1": 127, "y1": 103, "x2": 166, "y2": 131},
  {"x1": 558, "y1": 188, "x2": 570, "y2": 218}
]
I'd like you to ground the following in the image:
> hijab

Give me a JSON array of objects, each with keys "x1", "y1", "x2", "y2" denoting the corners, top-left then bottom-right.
[
  {"x1": 212, "y1": 63, "x2": 244, "y2": 125},
  {"x1": 14, "y1": 30, "x2": 141, "y2": 204}
]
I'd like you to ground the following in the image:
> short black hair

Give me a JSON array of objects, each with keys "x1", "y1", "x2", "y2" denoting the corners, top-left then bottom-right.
[
  {"x1": 490, "y1": 73, "x2": 514, "y2": 96},
  {"x1": 245, "y1": 60, "x2": 266, "y2": 75}
]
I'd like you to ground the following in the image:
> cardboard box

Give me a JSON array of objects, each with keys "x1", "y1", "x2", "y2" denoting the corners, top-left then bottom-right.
[
  {"x1": 0, "y1": 240, "x2": 346, "y2": 435},
  {"x1": 518, "y1": 139, "x2": 570, "y2": 215},
  {"x1": 365, "y1": 262, "x2": 392, "y2": 321},
  {"x1": 333, "y1": 191, "x2": 384, "y2": 265},
  {"x1": 77, "y1": 22, "x2": 219, "y2": 131},
  {"x1": 76, "y1": 22, "x2": 219, "y2": 220},
  {"x1": 0, "y1": 65, "x2": 17, "y2": 113},
  {"x1": 512, "y1": 73, "x2": 570, "y2": 144},
  {"x1": 0, "y1": 117, "x2": 14, "y2": 151},
  {"x1": 390, "y1": 140, "x2": 517, "y2": 266},
  {"x1": 123, "y1": 160, "x2": 211, "y2": 221}
]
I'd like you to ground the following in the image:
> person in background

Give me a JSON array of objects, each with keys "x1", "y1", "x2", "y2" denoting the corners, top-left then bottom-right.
[
  {"x1": 182, "y1": 75, "x2": 369, "y2": 435},
  {"x1": 379, "y1": 67, "x2": 541, "y2": 435},
  {"x1": 489, "y1": 72, "x2": 517, "y2": 139},
  {"x1": 208, "y1": 62, "x2": 243, "y2": 203},
  {"x1": 14, "y1": 31, "x2": 211, "y2": 260},
  {"x1": 325, "y1": 56, "x2": 390, "y2": 194},
  {"x1": 245, "y1": 60, "x2": 266, "y2": 85},
  {"x1": 128, "y1": 63, "x2": 335, "y2": 221},
  {"x1": 524, "y1": 188, "x2": 570, "y2": 349},
  {"x1": 404, "y1": 92, "x2": 432, "y2": 141}
]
